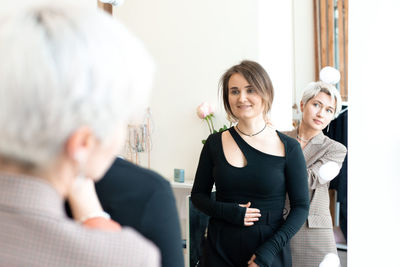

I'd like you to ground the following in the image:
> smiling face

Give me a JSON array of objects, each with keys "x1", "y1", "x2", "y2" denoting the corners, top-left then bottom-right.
[
  {"x1": 301, "y1": 92, "x2": 336, "y2": 131},
  {"x1": 228, "y1": 73, "x2": 265, "y2": 121}
]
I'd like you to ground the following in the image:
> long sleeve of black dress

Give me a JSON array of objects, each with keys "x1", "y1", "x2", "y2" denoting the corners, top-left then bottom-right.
[
  {"x1": 191, "y1": 130, "x2": 309, "y2": 267},
  {"x1": 191, "y1": 135, "x2": 247, "y2": 225}
]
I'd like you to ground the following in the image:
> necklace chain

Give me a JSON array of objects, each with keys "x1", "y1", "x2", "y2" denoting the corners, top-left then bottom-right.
[
  {"x1": 296, "y1": 128, "x2": 310, "y2": 142},
  {"x1": 296, "y1": 135, "x2": 310, "y2": 142},
  {"x1": 236, "y1": 123, "x2": 267, "y2": 137}
]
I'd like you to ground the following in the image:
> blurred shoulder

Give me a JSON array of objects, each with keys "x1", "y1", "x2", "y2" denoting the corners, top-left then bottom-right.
[{"x1": 102, "y1": 157, "x2": 172, "y2": 191}]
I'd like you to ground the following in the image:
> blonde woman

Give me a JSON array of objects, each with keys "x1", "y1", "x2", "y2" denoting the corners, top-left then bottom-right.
[
  {"x1": 285, "y1": 76, "x2": 347, "y2": 267},
  {"x1": 191, "y1": 60, "x2": 309, "y2": 267}
]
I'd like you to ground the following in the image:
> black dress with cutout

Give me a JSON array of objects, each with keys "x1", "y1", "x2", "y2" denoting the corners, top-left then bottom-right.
[{"x1": 191, "y1": 127, "x2": 309, "y2": 267}]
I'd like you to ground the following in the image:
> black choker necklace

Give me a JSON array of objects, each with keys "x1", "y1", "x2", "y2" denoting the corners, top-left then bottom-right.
[{"x1": 236, "y1": 124, "x2": 267, "y2": 137}]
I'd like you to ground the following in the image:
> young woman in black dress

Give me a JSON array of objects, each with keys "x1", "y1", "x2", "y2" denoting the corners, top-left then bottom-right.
[{"x1": 191, "y1": 60, "x2": 310, "y2": 267}]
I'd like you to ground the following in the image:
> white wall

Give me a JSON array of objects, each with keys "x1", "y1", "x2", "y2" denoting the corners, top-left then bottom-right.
[
  {"x1": 114, "y1": 0, "x2": 313, "y2": 180},
  {"x1": 348, "y1": 0, "x2": 400, "y2": 265},
  {"x1": 258, "y1": 1, "x2": 294, "y2": 131},
  {"x1": 292, "y1": 0, "x2": 315, "y2": 109}
]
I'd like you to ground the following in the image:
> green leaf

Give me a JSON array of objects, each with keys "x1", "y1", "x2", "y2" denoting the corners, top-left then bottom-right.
[
  {"x1": 202, "y1": 140, "x2": 206, "y2": 144},
  {"x1": 213, "y1": 130, "x2": 218, "y2": 134},
  {"x1": 223, "y1": 125, "x2": 228, "y2": 130}
]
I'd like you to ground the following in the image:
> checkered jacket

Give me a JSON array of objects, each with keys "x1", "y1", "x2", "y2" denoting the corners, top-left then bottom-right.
[{"x1": 0, "y1": 173, "x2": 160, "y2": 267}]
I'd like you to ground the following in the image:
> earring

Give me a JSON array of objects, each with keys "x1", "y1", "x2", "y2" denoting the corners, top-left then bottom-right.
[{"x1": 327, "y1": 123, "x2": 330, "y2": 132}]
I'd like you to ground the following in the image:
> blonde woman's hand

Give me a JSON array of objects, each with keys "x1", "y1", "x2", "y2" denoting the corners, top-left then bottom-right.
[{"x1": 239, "y1": 202, "x2": 261, "y2": 226}]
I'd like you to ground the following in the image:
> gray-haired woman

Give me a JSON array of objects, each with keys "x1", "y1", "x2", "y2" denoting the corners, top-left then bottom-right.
[
  {"x1": 285, "y1": 80, "x2": 347, "y2": 267},
  {"x1": 0, "y1": 3, "x2": 159, "y2": 266}
]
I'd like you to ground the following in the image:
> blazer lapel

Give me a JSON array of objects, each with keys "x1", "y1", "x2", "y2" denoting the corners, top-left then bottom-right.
[
  {"x1": 302, "y1": 132, "x2": 325, "y2": 165},
  {"x1": 283, "y1": 129, "x2": 326, "y2": 166}
]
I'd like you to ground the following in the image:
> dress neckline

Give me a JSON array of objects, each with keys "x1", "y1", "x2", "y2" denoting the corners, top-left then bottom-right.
[{"x1": 228, "y1": 127, "x2": 285, "y2": 159}]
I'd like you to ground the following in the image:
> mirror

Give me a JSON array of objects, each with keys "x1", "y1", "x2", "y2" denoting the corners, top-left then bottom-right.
[{"x1": 107, "y1": 1, "x2": 348, "y2": 266}]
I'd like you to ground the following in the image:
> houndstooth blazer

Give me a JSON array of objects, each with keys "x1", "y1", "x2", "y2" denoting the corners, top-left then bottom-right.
[
  {"x1": 0, "y1": 173, "x2": 160, "y2": 267},
  {"x1": 284, "y1": 129, "x2": 347, "y2": 228}
]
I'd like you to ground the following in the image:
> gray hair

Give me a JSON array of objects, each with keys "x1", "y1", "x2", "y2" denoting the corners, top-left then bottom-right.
[
  {"x1": 301, "y1": 81, "x2": 342, "y2": 118},
  {"x1": 0, "y1": 3, "x2": 154, "y2": 167}
]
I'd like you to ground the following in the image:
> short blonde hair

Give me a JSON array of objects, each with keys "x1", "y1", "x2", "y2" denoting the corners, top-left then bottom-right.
[{"x1": 301, "y1": 81, "x2": 342, "y2": 118}]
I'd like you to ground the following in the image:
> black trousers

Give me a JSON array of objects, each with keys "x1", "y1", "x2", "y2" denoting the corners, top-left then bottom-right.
[{"x1": 201, "y1": 211, "x2": 291, "y2": 267}]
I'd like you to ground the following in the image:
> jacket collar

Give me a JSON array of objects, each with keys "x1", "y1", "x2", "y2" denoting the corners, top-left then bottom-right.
[{"x1": 308, "y1": 131, "x2": 325, "y2": 145}]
